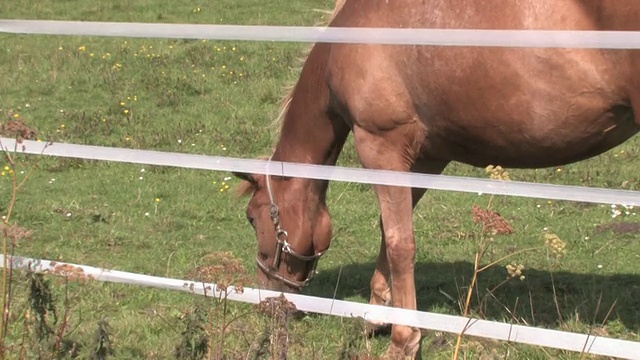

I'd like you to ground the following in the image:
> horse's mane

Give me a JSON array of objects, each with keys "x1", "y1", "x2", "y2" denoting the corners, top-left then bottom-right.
[
  {"x1": 271, "y1": 0, "x2": 346, "y2": 132},
  {"x1": 236, "y1": 1, "x2": 346, "y2": 198}
]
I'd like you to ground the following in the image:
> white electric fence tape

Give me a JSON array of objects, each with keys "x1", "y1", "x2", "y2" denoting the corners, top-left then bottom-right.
[
  {"x1": 2, "y1": 138, "x2": 639, "y2": 206},
  {"x1": 2, "y1": 254, "x2": 638, "y2": 359},
  {"x1": 1, "y1": 20, "x2": 640, "y2": 49}
]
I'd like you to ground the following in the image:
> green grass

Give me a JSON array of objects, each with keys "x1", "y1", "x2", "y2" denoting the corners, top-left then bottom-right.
[{"x1": 1, "y1": 0, "x2": 640, "y2": 358}]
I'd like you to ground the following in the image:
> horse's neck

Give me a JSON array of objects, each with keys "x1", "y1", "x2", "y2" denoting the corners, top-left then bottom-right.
[{"x1": 272, "y1": 43, "x2": 349, "y2": 167}]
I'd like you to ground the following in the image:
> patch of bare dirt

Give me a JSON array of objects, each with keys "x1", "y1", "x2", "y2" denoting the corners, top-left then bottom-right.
[
  {"x1": 1, "y1": 119, "x2": 37, "y2": 140},
  {"x1": 596, "y1": 222, "x2": 640, "y2": 234}
]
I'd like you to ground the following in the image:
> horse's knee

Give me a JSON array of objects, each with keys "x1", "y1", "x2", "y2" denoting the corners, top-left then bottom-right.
[{"x1": 385, "y1": 236, "x2": 416, "y2": 268}]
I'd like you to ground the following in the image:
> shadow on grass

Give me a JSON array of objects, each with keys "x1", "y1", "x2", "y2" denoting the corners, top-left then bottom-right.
[{"x1": 305, "y1": 261, "x2": 640, "y2": 332}]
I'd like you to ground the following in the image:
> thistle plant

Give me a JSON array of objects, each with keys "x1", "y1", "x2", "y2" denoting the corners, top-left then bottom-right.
[
  {"x1": 0, "y1": 119, "x2": 36, "y2": 358},
  {"x1": 453, "y1": 165, "x2": 521, "y2": 359},
  {"x1": 453, "y1": 165, "x2": 570, "y2": 359}
]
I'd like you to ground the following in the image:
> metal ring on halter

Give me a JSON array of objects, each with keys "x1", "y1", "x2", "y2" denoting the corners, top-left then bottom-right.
[
  {"x1": 269, "y1": 204, "x2": 279, "y2": 222},
  {"x1": 276, "y1": 229, "x2": 288, "y2": 242}
]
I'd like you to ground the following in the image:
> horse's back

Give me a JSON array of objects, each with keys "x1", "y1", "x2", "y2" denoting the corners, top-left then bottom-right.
[
  {"x1": 331, "y1": 0, "x2": 640, "y2": 30},
  {"x1": 326, "y1": 0, "x2": 640, "y2": 168}
]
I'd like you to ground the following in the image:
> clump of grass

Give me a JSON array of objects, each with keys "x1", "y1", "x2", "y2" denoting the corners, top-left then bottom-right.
[
  {"x1": 174, "y1": 305, "x2": 209, "y2": 360},
  {"x1": 90, "y1": 319, "x2": 114, "y2": 360},
  {"x1": 187, "y1": 251, "x2": 252, "y2": 358},
  {"x1": 337, "y1": 318, "x2": 373, "y2": 360},
  {"x1": 27, "y1": 271, "x2": 57, "y2": 341},
  {"x1": 254, "y1": 294, "x2": 297, "y2": 359},
  {"x1": 175, "y1": 250, "x2": 262, "y2": 359},
  {"x1": 24, "y1": 266, "x2": 91, "y2": 358}
]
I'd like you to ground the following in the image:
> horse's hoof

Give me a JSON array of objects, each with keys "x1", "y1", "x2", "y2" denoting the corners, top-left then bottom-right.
[
  {"x1": 382, "y1": 327, "x2": 421, "y2": 359},
  {"x1": 381, "y1": 345, "x2": 416, "y2": 360}
]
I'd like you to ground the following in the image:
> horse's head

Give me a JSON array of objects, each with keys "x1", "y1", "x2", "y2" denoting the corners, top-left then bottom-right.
[{"x1": 234, "y1": 171, "x2": 333, "y2": 293}]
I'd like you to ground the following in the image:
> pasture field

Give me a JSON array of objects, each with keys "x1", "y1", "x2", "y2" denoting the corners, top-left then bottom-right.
[{"x1": 1, "y1": 0, "x2": 640, "y2": 358}]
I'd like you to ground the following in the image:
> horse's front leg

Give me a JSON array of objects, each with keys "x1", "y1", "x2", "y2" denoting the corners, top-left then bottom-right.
[
  {"x1": 377, "y1": 184, "x2": 422, "y2": 358},
  {"x1": 368, "y1": 186, "x2": 433, "y2": 335},
  {"x1": 353, "y1": 126, "x2": 424, "y2": 359}
]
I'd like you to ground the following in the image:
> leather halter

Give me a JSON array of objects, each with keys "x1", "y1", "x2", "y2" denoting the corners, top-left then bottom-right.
[{"x1": 255, "y1": 166, "x2": 325, "y2": 289}]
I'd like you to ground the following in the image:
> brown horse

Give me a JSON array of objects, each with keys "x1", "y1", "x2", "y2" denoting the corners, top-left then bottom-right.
[{"x1": 235, "y1": 1, "x2": 640, "y2": 358}]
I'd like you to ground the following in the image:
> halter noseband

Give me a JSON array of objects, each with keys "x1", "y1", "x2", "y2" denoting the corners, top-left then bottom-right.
[{"x1": 255, "y1": 165, "x2": 325, "y2": 289}]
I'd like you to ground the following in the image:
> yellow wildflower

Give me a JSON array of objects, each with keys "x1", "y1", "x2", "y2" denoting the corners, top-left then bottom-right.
[
  {"x1": 485, "y1": 165, "x2": 510, "y2": 181},
  {"x1": 544, "y1": 233, "x2": 566, "y2": 259},
  {"x1": 505, "y1": 263, "x2": 525, "y2": 281}
]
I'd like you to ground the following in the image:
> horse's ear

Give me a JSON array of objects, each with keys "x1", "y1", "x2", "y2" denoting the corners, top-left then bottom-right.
[
  {"x1": 232, "y1": 154, "x2": 271, "y2": 197},
  {"x1": 233, "y1": 172, "x2": 258, "y2": 197},
  {"x1": 232, "y1": 172, "x2": 256, "y2": 185}
]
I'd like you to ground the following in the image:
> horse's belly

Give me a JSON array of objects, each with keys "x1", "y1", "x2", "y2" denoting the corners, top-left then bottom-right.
[
  {"x1": 428, "y1": 102, "x2": 638, "y2": 169},
  {"x1": 415, "y1": 46, "x2": 639, "y2": 168}
]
